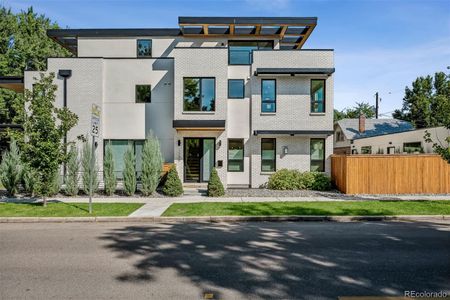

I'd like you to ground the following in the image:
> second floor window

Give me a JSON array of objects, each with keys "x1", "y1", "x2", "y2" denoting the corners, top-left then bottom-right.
[
  {"x1": 261, "y1": 79, "x2": 276, "y2": 113},
  {"x1": 228, "y1": 79, "x2": 245, "y2": 99},
  {"x1": 135, "y1": 85, "x2": 151, "y2": 103},
  {"x1": 183, "y1": 78, "x2": 215, "y2": 112},
  {"x1": 311, "y1": 79, "x2": 325, "y2": 113},
  {"x1": 137, "y1": 39, "x2": 152, "y2": 57},
  {"x1": 228, "y1": 41, "x2": 273, "y2": 65}
]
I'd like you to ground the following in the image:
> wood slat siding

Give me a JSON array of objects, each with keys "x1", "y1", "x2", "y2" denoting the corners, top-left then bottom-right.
[{"x1": 331, "y1": 154, "x2": 450, "y2": 194}]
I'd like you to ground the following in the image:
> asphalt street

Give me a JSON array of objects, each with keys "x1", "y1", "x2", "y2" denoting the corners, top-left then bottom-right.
[{"x1": 0, "y1": 221, "x2": 449, "y2": 300}]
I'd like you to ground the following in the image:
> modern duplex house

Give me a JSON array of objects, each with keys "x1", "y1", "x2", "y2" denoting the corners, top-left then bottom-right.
[{"x1": 0, "y1": 17, "x2": 334, "y2": 188}]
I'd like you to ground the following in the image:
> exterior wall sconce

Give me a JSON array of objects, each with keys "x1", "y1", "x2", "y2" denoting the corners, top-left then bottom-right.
[
  {"x1": 217, "y1": 140, "x2": 222, "y2": 148},
  {"x1": 178, "y1": 140, "x2": 181, "y2": 146},
  {"x1": 282, "y1": 146, "x2": 288, "y2": 155}
]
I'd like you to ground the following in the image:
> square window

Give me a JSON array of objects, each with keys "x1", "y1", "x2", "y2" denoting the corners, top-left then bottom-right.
[
  {"x1": 135, "y1": 85, "x2": 151, "y2": 103},
  {"x1": 183, "y1": 78, "x2": 215, "y2": 111},
  {"x1": 228, "y1": 79, "x2": 245, "y2": 99},
  {"x1": 137, "y1": 39, "x2": 152, "y2": 57}
]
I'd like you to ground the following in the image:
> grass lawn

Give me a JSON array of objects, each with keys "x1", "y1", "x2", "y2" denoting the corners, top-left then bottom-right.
[
  {"x1": 0, "y1": 203, "x2": 143, "y2": 217},
  {"x1": 162, "y1": 201, "x2": 450, "y2": 217}
]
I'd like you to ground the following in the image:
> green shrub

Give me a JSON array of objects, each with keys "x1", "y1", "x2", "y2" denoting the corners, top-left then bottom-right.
[
  {"x1": 22, "y1": 163, "x2": 38, "y2": 196},
  {"x1": 103, "y1": 142, "x2": 116, "y2": 196},
  {"x1": 123, "y1": 146, "x2": 136, "y2": 196},
  {"x1": 48, "y1": 171, "x2": 61, "y2": 196},
  {"x1": 267, "y1": 169, "x2": 303, "y2": 190},
  {"x1": 0, "y1": 139, "x2": 22, "y2": 196},
  {"x1": 81, "y1": 140, "x2": 99, "y2": 195},
  {"x1": 268, "y1": 169, "x2": 331, "y2": 191},
  {"x1": 65, "y1": 145, "x2": 79, "y2": 196},
  {"x1": 141, "y1": 132, "x2": 163, "y2": 196},
  {"x1": 162, "y1": 165, "x2": 183, "y2": 197},
  {"x1": 207, "y1": 168, "x2": 224, "y2": 197}
]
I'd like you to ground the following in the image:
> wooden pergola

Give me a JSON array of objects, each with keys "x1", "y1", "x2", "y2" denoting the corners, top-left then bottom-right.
[{"x1": 179, "y1": 17, "x2": 317, "y2": 49}]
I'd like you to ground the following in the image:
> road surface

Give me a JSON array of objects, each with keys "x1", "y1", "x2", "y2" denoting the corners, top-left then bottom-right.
[{"x1": 1, "y1": 221, "x2": 449, "y2": 299}]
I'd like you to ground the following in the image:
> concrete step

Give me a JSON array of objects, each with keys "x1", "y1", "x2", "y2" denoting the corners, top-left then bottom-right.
[{"x1": 183, "y1": 187, "x2": 207, "y2": 196}]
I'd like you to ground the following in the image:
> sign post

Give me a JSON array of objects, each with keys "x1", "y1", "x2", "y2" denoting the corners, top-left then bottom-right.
[{"x1": 89, "y1": 104, "x2": 101, "y2": 214}]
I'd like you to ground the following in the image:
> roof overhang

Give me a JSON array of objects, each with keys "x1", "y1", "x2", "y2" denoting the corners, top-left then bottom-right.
[
  {"x1": 254, "y1": 130, "x2": 334, "y2": 136},
  {"x1": 173, "y1": 120, "x2": 226, "y2": 131},
  {"x1": 179, "y1": 16, "x2": 317, "y2": 49},
  {"x1": 0, "y1": 76, "x2": 24, "y2": 93},
  {"x1": 255, "y1": 68, "x2": 335, "y2": 76}
]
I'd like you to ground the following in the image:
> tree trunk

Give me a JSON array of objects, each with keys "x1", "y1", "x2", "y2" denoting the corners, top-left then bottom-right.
[{"x1": 43, "y1": 196, "x2": 47, "y2": 207}]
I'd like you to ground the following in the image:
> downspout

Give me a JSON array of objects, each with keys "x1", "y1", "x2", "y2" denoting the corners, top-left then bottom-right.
[{"x1": 58, "y1": 70, "x2": 72, "y2": 180}]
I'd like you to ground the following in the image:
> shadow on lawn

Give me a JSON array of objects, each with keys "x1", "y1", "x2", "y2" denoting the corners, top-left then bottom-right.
[{"x1": 100, "y1": 221, "x2": 450, "y2": 299}]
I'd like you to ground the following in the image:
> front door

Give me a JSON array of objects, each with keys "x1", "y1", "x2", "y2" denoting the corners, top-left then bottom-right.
[{"x1": 184, "y1": 138, "x2": 215, "y2": 182}]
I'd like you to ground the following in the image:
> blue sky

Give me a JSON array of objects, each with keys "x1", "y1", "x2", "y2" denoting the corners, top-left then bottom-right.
[{"x1": 4, "y1": 0, "x2": 450, "y2": 115}]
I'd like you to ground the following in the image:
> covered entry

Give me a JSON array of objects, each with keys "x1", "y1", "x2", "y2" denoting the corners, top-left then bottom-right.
[{"x1": 184, "y1": 138, "x2": 215, "y2": 182}]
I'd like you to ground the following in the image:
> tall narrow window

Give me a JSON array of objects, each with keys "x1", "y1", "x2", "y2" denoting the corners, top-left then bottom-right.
[
  {"x1": 261, "y1": 138, "x2": 276, "y2": 172},
  {"x1": 137, "y1": 39, "x2": 152, "y2": 57},
  {"x1": 311, "y1": 79, "x2": 325, "y2": 113},
  {"x1": 261, "y1": 79, "x2": 276, "y2": 112},
  {"x1": 228, "y1": 79, "x2": 245, "y2": 99},
  {"x1": 310, "y1": 138, "x2": 325, "y2": 172},
  {"x1": 135, "y1": 85, "x2": 151, "y2": 103},
  {"x1": 228, "y1": 139, "x2": 244, "y2": 172},
  {"x1": 183, "y1": 78, "x2": 215, "y2": 112}
]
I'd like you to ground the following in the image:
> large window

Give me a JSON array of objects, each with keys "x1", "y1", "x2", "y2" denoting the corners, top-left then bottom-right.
[
  {"x1": 228, "y1": 79, "x2": 245, "y2": 99},
  {"x1": 228, "y1": 41, "x2": 273, "y2": 65},
  {"x1": 137, "y1": 39, "x2": 152, "y2": 57},
  {"x1": 183, "y1": 78, "x2": 215, "y2": 111},
  {"x1": 311, "y1": 79, "x2": 325, "y2": 113},
  {"x1": 135, "y1": 85, "x2": 151, "y2": 103},
  {"x1": 261, "y1": 79, "x2": 276, "y2": 112},
  {"x1": 403, "y1": 142, "x2": 422, "y2": 153},
  {"x1": 261, "y1": 138, "x2": 276, "y2": 172},
  {"x1": 310, "y1": 138, "x2": 325, "y2": 172},
  {"x1": 228, "y1": 139, "x2": 244, "y2": 172},
  {"x1": 104, "y1": 140, "x2": 144, "y2": 180}
]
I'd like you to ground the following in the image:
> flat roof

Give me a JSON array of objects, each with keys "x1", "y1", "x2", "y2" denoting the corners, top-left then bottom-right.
[
  {"x1": 254, "y1": 130, "x2": 334, "y2": 136},
  {"x1": 255, "y1": 68, "x2": 335, "y2": 76},
  {"x1": 0, "y1": 76, "x2": 24, "y2": 92},
  {"x1": 47, "y1": 16, "x2": 317, "y2": 54}
]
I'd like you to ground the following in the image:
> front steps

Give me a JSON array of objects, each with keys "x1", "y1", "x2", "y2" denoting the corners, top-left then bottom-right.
[{"x1": 183, "y1": 183, "x2": 207, "y2": 196}]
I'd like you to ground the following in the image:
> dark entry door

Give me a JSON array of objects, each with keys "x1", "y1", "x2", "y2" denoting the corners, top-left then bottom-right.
[{"x1": 184, "y1": 138, "x2": 215, "y2": 182}]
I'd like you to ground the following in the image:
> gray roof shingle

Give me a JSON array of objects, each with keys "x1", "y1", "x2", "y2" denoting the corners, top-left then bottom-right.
[{"x1": 336, "y1": 118, "x2": 414, "y2": 140}]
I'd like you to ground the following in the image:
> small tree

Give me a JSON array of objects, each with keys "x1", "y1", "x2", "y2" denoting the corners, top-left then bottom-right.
[
  {"x1": 103, "y1": 142, "x2": 116, "y2": 196},
  {"x1": 81, "y1": 140, "x2": 99, "y2": 195},
  {"x1": 0, "y1": 139, "x2": 22, "y2": 196},
  {"x1": 162, "y1": 165, "x2": 183, "y2": 196},
  {"x1": 123, "y1": 145, "x2": 136, "y2": 196},
  {"x1": 207, "y1": 168, "x2": 225, "y2": 197},
  {"x1": 65, "y1": 144, "x2": 79, "y2": 196},
  {"x1": 141, "y1": 133, "x2": 163, "y2": 196}
]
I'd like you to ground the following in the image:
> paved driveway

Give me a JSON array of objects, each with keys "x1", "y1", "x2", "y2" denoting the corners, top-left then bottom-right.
[{"x1": 1, "y1": 221, "x2": 449, "y2": 299}]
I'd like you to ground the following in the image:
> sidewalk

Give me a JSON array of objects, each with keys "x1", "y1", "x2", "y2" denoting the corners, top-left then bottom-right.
[{"x1": 1, "y1": 194, "x2": 449, "y2": 217}]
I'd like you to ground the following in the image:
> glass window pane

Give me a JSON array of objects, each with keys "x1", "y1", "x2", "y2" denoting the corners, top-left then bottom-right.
[
  {"x1": 310, "y1": 139, "x2": 325, "y2": 172},
  {"x1": 311, "y1": 80, "x2": 325, "y2": 113},
  {"x1": 228, "y1": 80, "x2": 245, "y2": 99},
  {"x1": 261, "y1": 139, "x2": 275, "y2": 172},
  {"x1": 310, "y1": 161, "x2": 323, "y2": 172},
  {"x1": 137, "y1": 40, "x2": 152, "y2": 57},
  {"x1": 261, "y1": 160, "x2": 275, "y2": 172},
  {"x1": 183, "y1": 78, "x2": 200, "y2": 111},
  {"x1": 228, "y1": 140, "x2": 244, "y2": 172},
  {"x1": 109, "y1": 140, "x2": 128, "y2": 179},
  {"x1": 136, "y1": 85, "x2": 151, "y2": 103},
  {"x1": 201, "y1": 78, "x2": 215, "y2": 111},
  {"x1": 403, "y1": 142, "x2": 421, "y2": 153},
  {"x1": 202, "y1": 139, "x2": 215, "y2": 181},
  {"x1": 361, "y1": 146, "x2": 372, "y2": 154},
  {"x1": 134, "y1": 141, "x2": 144, "y2": 179},
  {"x1": 262, "y1": 80, "x2": 275, "y2": 101},
  {"x1": 228, "y1": 160, "x2": 243, "y2": 172},
  {"x1": 228, "y1": 41, "x2": 273, "y2": 65}
]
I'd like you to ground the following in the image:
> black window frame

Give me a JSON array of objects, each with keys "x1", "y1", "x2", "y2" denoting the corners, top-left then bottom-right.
[
  {"x1": 227, "y1": 139, "x2": 244, "y2": 172},
  {"x1": 261, "y1": 79, "x2": 276, "y2": 113},
  {"x1": 135, "y1": 84, "x2": 151, "y2": 103},
  {"x1": 361, "y1": 146, "x2": 372, "y2": 154},
  {"x1": 137, "y1": 39, "x2": 152, "y2": 57},
  {"x1": 261, "y1": 138, "x2": 276, "y2": 172},
  {"x1": 228, "y1": 40, "x2": 274, "y2": 65},
  {"x1": 183, "y1": 77, "x2": 216, "y2": 112},
  {"x1": 403, "y1": 142, "x2": 422, "y2": 153},
  {"x1": 310, "y1": 138, "x2": 325, "y2": 172},
  {"x1": 310, "y1": 79, "x2": 326, "y2": 113},
  {"x1": 103, "y1": 139, "x2": 145, "y2": 180},
  {"x1": 228, "y1": 79, "x2": 245, "y2": 99}
]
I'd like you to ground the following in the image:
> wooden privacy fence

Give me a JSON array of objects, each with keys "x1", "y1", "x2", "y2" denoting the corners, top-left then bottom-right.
[{"x1": 331, "y1": 154, "x2": 450, "y2": 194}]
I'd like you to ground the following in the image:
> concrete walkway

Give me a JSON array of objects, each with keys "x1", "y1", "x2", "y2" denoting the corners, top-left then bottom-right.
[{"x1": 2, "y1": 194, "x2": 449, "y2": 217}]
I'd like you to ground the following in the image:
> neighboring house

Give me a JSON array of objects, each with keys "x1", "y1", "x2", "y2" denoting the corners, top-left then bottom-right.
[
  {"x1": 0, "y1": 16, "x2": 334, "y2": 188},
  {"x1": 334, "y1": 115, "x2": 414, "y2": 154}
]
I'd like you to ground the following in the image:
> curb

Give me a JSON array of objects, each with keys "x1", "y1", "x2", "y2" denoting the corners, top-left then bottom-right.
[{"x1": 0, "y1": 215, "x2": 448, "y2": 223}]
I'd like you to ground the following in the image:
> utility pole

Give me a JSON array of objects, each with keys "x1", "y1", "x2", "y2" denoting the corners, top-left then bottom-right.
[{"x1": 375, "y1": 92, "x2": 379, "y2": 119}]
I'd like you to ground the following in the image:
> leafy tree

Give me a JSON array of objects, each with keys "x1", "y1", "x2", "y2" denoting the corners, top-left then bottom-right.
[
  {"x1": 393, "y1": 72, "x2": 450, "y2": 128},
  {"x1": 0, "y1": 139, "x2": 22, "y2": 196},
  {"x1": 162, "y1": 165, "x2": 183, "y2": 197},
  {"x1": 334, "y1": 102, "x2": 375, "y2": 121},
  {"x1": 81, "y1": 139, "x2": 99, "y2": 196},
  {"x1": 65, "y1": 144, "x2": 79, "y2": 196},
  {"x1": 207, "y1": 168, "x2": 225, "y2": 197},
  {"x1": 141, "y1": 132, "x2": 163, "y2": 196},
  {"x1": 123, "y1": 146, "x2": 136, "y2": 196},
  {"x1": 10, "y1": 73, "x2": 77, "y2": 205},
  {"x1": 103, "y1": 142, "x2": 116, "y2": 196}
]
